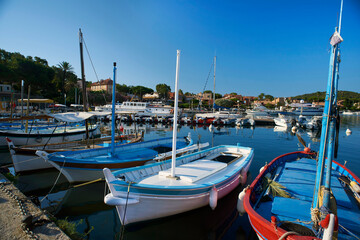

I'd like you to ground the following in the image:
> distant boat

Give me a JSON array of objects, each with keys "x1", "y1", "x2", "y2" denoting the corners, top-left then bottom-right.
[
  {"x1": 245, "y1": 104, "x2": 271, "y2": 118},
  {"x1": 240, "y1": 2, "x2": 360, "y2": 239},
  {"x1": 95, "y1": 101, "x2": 175, "y2": 117},
  {"x1": 103, "y1": 50, "x2": 254, "y2": 226},
  {"x1": 342, "y1": 110, "x2": 355, "y2": 115},
  {"x1": 290, "y1": 104, "x2": 324, "y2": 116},
  {"x1": 0, "y1": 123, "x2": 99, "y2": 149},
  {"x1": 273, "y1": 116, "x2": 295, "y2": 128}
]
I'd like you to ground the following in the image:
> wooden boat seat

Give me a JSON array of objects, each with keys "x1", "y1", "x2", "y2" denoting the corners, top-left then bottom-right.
[{"x1": 159, "y1": 159, "x2": 227, "y2": 183}]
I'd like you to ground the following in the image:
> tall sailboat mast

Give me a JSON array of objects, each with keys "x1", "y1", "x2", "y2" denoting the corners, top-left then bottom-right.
[
  {"x1": 111, "y1": 62, "x2": 117, "y2": 157},
  {"x1": 79, "y1": 28, "x2": 89, "y2": 140},
  {"x1": 170, "y1": 50, "x2": 180, "y2": 178},
  {"x1": 312, "y1": 0, "x2": 344, "y2": 213},
  {"x1": 213, "y1": 56, "x2": 216, "y2": 113}
]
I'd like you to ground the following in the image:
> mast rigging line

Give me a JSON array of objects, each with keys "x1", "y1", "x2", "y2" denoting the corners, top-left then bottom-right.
[
  {"x1": 198, "y1": 62, "x2": 214, "y2": 109},
  {"x1": 82, "y1": 35, "x2": 107, "y2": 103}
]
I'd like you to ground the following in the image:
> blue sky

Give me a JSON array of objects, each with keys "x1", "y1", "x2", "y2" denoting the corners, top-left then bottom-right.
[{"x1": 0, "y1": 0, "x2": 359, "y2": 97}]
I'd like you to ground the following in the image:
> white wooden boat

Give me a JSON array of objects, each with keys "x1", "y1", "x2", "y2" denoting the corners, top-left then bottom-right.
[
  {"x1": 103, "y1": 144, "x2": 253, "y2": 225},
  {"x1": 103, "y1": 50, "x2": 254, "y2": 226}
]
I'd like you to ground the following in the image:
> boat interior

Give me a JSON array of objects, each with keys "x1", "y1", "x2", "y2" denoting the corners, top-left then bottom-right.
[
  {"x1": 114, "y1": 147, "x2": 248, "y2": 186},
  {"x1": 254, "y1": 157, "x2": 360, "y2": 238}
]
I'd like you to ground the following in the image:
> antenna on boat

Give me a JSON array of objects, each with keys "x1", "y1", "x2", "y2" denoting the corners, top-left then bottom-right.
[
  {"x1": 213, "y1": 55, "x2": 216, "y2": 113},
  {"x1": 170, "y1": 50, "x2": 180, "y2": 178}
]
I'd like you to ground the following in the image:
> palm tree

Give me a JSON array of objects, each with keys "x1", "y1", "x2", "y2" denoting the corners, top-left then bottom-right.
[{"x1": 57, "y1": 61, "x2": 74, "y2": 104}]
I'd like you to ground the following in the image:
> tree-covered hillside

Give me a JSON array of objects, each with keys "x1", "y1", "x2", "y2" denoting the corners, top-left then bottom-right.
[{"x1": 291, "y1": 91, "x2": 360, "y2": 102}]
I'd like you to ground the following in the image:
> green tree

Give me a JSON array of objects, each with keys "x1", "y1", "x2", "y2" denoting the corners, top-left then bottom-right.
[
  {"x1": 215, "y1": 99, "x2": 234, "y2": 108},
  {"x1": 116, "y1": 84, "x2": 131, "y2": 94},
  {"x1": 130, "y1": 85, "x2": 153, "y2": 100},
  {"x1": 258, "y1": 93, "x2": 265, "y2": 100},
  {"x1": 265, "y1": 94, "x2": 274, "y2": 101},
  {"x1": 156, "y1": 83, "x2": 171, "y2": 100},
  {"x1": 56, "y1": 62, "x2": 74, "y2": 104}
]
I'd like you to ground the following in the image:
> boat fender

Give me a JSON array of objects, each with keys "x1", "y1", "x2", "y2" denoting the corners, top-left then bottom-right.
[
  {"x1": 350, "y1": 181, "x2": 360, "y2": 193},
  {"x1": 259, "y1": 163, "x2": 267, "y2": 173},
  {"x1": 321, "y1": 214, "x2": 338, "y2": 240},
  {"x1": 209, "y1": 186, "x2": 218, "y2": 210},
  {"x1": 237, "y1": 187, "x2": 248, "y2": 215},
  {"x1": 304, "y1": 147, "x2": 311, "y2": 153},
  {"x1": 240, "y1": 168, "x2": 247, "y2": 185}
]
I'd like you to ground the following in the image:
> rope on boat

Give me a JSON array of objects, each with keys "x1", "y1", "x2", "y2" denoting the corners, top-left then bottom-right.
[
  {"x1": 25, "y1": 119, "x2": 35, "y2": 145},
  {"x1": 40, "y1": 157, "x2": 67, "y2": 203},
  {"x1": 338, "y1": 224, "x2": 360, "y2": 240},
  {"x1": 42, "y1": 124, "x2": 59, "y2": 150},
  {"x1": 71, "y1": 178, "x2": 103, "y2": 188},
  {"x1": 120, "y1": 182, "x2": 132, "y2": 240},
  {"x1": 311, "y1": 207, "x2": 321, "y2": 226},
  {"x1": 278, "y1": 231, "x2": 300, "y2": 240},
  {"x1": 0, "y1": 155, "x2": 49, "y2": 169}
]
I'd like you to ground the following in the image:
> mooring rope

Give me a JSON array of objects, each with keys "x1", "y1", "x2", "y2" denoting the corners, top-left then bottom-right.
[
  {"x1": 42, "y1": 124, "x2": 59, "y2": 150},
  {"x1": 120, "y1": 182, "x2": 132, "y2": 240},
  {"x1": 339, "y1": 224, "x2": 360, "y2": 240},
  {"x1": 40, "y1": 157, "x2": 66, "y2": 203}
]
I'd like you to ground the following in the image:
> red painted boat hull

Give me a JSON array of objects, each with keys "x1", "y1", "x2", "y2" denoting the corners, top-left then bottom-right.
[{"x1": 242, "y1": 150, "x2": 360, "y2": 240}]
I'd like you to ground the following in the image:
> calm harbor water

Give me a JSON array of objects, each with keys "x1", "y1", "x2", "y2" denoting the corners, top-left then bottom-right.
[{"x1": 0, "y1": 115, "x2": 359, "y2": 240}]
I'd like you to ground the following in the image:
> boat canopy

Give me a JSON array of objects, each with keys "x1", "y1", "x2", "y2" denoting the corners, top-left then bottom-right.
[
  {"x1": 50, "y1": 111, "x2": 110, "y2": 122},
  {"x1": 17, "y1": 99, "x2": 54, "y2": 103}
]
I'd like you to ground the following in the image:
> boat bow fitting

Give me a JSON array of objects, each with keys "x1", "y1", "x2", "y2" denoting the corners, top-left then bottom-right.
[
  {"x1": 104, "y1": 193, "x2": 139, "y2": 206},
  {"x1": 35, "y1": 150, "x2": 50, "y2": 161}
]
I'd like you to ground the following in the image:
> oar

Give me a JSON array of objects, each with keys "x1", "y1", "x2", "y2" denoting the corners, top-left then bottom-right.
[{"x1": 296, "y1": 133, "x2": 307, "y2": 148}]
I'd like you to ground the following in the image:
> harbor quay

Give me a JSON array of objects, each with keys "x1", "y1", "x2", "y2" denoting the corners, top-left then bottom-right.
[{"x1": 0, "y1": 173, "x2": 70, "y2": 240}]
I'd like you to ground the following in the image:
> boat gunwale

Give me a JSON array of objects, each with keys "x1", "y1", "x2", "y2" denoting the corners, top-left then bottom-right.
[
  {"x1": 109, "y1": 146, "x2": 254, "y2": 192},
  {"x1": 243, "y1": 150, "x2": 360, "y2": 240}
]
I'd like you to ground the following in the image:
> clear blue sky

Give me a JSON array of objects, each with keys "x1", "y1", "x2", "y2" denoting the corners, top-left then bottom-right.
[{"x1": 0, "y1": 0, "x2": 359, "y2": 97}]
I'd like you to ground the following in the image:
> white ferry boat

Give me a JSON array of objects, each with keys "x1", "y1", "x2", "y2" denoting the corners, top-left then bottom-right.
[{"x1": 95, "y1": 101, "x2": 174, "y2": 117}]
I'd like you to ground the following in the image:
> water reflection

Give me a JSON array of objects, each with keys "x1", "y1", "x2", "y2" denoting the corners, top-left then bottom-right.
[{"x1": 0, "y1": 118, "x2": 358, "y2": 240}]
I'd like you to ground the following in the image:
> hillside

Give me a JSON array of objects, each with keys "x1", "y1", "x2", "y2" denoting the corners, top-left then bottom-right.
[{"x1": 291, "y1": 91, "x2": 360, "y2": 102}]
